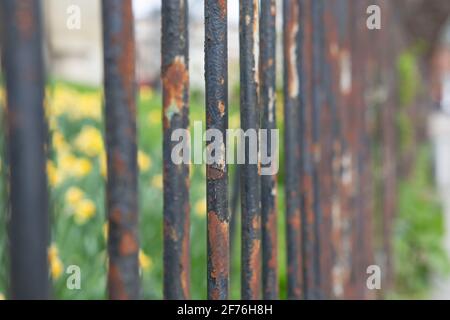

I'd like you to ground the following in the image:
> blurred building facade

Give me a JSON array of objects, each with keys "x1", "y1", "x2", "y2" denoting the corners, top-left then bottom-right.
[{"x1": 43, "y1": 0, "x2": 241, "y2": 89}]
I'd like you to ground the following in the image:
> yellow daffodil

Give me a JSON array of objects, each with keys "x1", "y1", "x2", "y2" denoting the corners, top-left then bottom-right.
[
  {"x1": 65, "y1": 187, "x2": 85, "y2": 205},
  {"x1": 148, "y1": 110, "x2": 161, "y2": 125},
  {"x1": 72, "y1": 158, "x2": 93, "y2": 177},
  {"x1": 99, "y1": 152, "x2": 107, "y2": 179},
  {"x1": 47, "y1": 160, "x2": 60, "y2": 187},
  {"x1": 139, "y1": 250, "x2": 152, "y2": 271},
  {"x1": 74, "y1": 199, "x2": 96, "y2": 225},
  {"x1": 140, "y1": 86, "x2": 154, "y2": 101},
  {"x1": 0, "y1": 88, "x2": 5, "y2": 106},
  {"x1": 74, "y1": 126, "x2": 104, "y2": 157},
  {"x1": 194, "y1": 199, "x2": 207, "y2": 218},
  {"x1": 103, "y1": 222, "x2": 108, "y2": 241},
  {"x1": 229, "y1": 114, "x2": 240, "y2": 129},
  {"x1": 151, "y1": 174, "x2": 163, "y2": 190},
  {"x1": 58, "y1": 153, "x2": 92, "y2": 179},
  {"x1": 138, "y1": 150, "x2": 152, "y2": 172},
  {"x1": 52, "y1": 131, "x2": 69, "y2": 153},
  {"x1": 48, "y1": 244, "x2": 64, "y2": 280},
  {"x1": 76, "y1": 94, "x2": 102, "y2": 121}
]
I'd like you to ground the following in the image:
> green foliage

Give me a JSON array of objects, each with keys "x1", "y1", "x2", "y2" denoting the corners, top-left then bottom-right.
[
  {"x1": 397, "y1": 51, "x2": 420, "y2": 108},
  {"x1": 396, "y1": 50, "x2": 421, "y2": 156},
  {"x1": 392, "y1": 145, "x2": 449, "y2": 298}
]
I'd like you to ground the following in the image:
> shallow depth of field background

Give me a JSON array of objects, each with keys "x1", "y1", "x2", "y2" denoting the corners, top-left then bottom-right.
[{"x1": 0, "y1": 0, "x2": 450, "y2": 300}]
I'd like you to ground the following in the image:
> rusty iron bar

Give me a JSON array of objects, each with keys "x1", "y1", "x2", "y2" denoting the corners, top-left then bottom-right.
[
  {"x1": 283, "y1": 0, "x2": 303, "y2": 300},
  {"x1": 360, "y1": 0, "x2": 376, "y2": 299},
  {"x1": 334, "y1": 0, "x2": 356, "y2": 299},
  {"x1": 0, "y1": 0, "x2": 49, "y2": 300},
  {"x1": 205, "y1": 0, "x2": 229, "y2": 300},
  {"x1": 239, "y1": 0, "x2": 262, "y2": 300},
  {"x1": 102, "y1": 0, "x2": 140, "y2": 300},
  {"x1": 348, "y1": 0, "x2": 368, "y2": 298},
  {"x1": 380, "y1": 0, "x2": 397, "y2": 292},
  {"x1": 161, "y1": 0, "x2": 191, "y2": 300},
  {"x1": 299, "y1": 0, "x2": 318, "y2": 300},
  {"x1": 320, "y1": 0, "x2": 342, "y2": 299},
  {"x1": 327, "y1": 0, "x2": 353, "y2": 300},
  {"x1": 311, "y1": 0, "x2": 324, "y2": 299},
  {"x1": 318, "y1": 0, "x2": 333, "y2": 299},
  {"x1": 345, "y1": 1, "x2": 359, "y2": 299},
  {"x1": 260, "y1": 0, "x2": 278, "y2": 300}
]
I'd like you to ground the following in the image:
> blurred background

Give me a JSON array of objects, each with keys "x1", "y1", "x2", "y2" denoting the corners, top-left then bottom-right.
[{"x1": 0, "y1": 0, "x2": 450, "y2": 300}]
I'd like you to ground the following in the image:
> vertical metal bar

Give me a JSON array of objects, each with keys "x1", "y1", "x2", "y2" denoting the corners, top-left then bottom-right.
[
  {"x1": 1, "y1": 0, "x2": 49, "y2": 300},
  {"x1": 283, "y1": 0, "x2": 303, "y2": 300},
  {"x1": 239, "y1": 0, "x2": 261, "y2": 300},
  {"x1": 161, "y1": 0, "x2": 190, "y2": 300},
  {"x1": 327, "y1": 0, "x2": 350, "y2": 299},
  {"x1": 380, "y1": 0, "x2": 396, "y2": 293},
  {"x1": 311, "y1": 0, "x2": 324, "y2": 299},
  {"x1": 102, "y1": 0, "x2": 140, "y2": 300},
  {"x1": 349, "y1": 0, "x2": 368, "y2": 299},
  {"x1": 205, "y1": 0, "x2": 229, "y2": 300},
  {"x1": 321, "y1": 0, "x2": 342, "y2": 299},
  {"x1": 299, "y1": 0, "x2": 317, "y2": 300},
  {"x1": 335, "y1": 0, "x2": 354, "y2": 299},
  {"x1": 260, "y1": 0, "x2": 278, "y2": 300}
]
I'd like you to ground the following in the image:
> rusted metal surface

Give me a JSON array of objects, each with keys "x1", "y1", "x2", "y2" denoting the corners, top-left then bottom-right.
[
  {"x1": 260, "y1": 0, "x2": 278, "y2": 300},
  {"x1": 161, "y1": 0, "x2": 191, "y2": 300},
  {"x1": 205, "y1": 0, "x2": 229, "y2": 300},
  {"x1": 311, "y1": 0, "x2": 324, "y2": 299},
  {"x1": 346, "y1": 0, "x2": 372, "y2": 298},
  {"x1": 299, "y1": 0, "x2": 318, "y2": 300},
  {"x1": 378, "y1": 0, "x2": 397, "y2": 294},
  {"x1": 1, "y1": 0, "x2": 49, "y2": 300},
  {"x1": 283, "y1": 0, "x2": 303, "y2": 300},
  {"x1": 321, "y1": 0, "x2": 342, "y2": 299},
  {"x1": 239, "y1": 0, "x2": 261, "y2": 300},
  {"x1": 102, "y1": 0, "x2": 140, "y2": 300},
  {"x1": 327, "y1": 0, "x2": 350, "y2": 299}
]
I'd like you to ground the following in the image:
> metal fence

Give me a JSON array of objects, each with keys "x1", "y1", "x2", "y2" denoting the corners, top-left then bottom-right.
[{"x1": 0, "y1": 0, "x2": 419, "y2": 300}]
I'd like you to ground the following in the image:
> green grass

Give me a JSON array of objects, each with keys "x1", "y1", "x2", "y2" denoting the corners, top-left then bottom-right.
[{"x1": 391, "y1": 145, "x2": 450, "y2": 299}]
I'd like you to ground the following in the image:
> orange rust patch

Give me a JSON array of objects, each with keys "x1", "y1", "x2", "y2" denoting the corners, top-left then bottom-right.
[
  {"x1": 218, "y1": 101, "x2": 225, "y2": 115},
  {"x1": 210, "y1": 287, "x2": 221, "y2": 300},
  {"x1": 249, "y1": 239, "x2": 261, "y2": 297},
  {"x1": 207, "y1": 165, "x2": 225, "y2": 180},
  {"x1": 108, "y1": 264, "x2": 128, "y2": 300},
  {"x1": 118, "y1": 1, "x2": 136, "y2": 114},
  {"x1": 289, "y1": 210, "x2": 301, "y2": 230},
  {"x1": 110, "y1": 208, "x2": 122, "y2": 224},
  {"x1": 112, "y1": 150, "x2": 127, "y2": 176},
  {"x1": 16, "y1": 2, "x2": 34, "y2": 39},
  {"x1": 270, "y1": 1, "x2": 276, "y2": 16},
  {"x1": 218, "y1": 0, "x2": 227, "y2": 18},
  {"x1": 164, "y1": 219, "x2": 179, "y2": 241},
  {"x1": 208, "y1": 211, "x2": 229, "y2": 280},
  {"x1": 119, "y1": 232, "x2": 138, "y2": 256},
  {"x1": 162, "y1": 56, "x2": 188, "y2": 125},
  {"x1": 252, "y1": 215, "x2": 261, "y2": 230}
]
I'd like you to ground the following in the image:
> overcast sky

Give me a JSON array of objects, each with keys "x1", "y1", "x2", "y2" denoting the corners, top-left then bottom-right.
[{"x1": 133, "y1": 0, "x2": 240, "y2": 24}]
